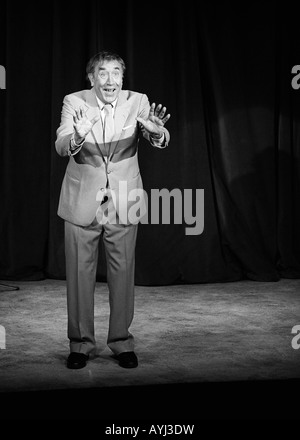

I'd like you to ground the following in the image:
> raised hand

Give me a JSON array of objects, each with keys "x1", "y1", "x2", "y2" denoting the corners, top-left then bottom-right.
[
  {"x1": 137, "y1": 103, "x2": 171, "y2": 138},
  {"x1": 73, "y1": 106, "x2": 100, "y2": 143}
]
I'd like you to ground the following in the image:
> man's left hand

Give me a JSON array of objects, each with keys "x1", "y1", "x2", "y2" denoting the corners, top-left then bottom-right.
[{"x1": 137, "y1": 103, "x2": 171, "y2": 138}]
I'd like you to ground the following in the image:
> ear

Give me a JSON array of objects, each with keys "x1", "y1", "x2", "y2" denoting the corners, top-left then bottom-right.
[{"x1": 88, "y1": 73, "x2": 94, "y2": 87}]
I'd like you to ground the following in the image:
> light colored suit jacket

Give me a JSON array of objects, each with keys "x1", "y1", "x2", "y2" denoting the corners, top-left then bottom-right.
[{"x1": 56, "y1": 88, "x2": 170, "y2": 226}]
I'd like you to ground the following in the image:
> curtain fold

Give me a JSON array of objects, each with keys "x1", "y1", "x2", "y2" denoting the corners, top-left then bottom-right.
[{"x1": 0, "y1": 1, "x2": 299, "y2": 284}]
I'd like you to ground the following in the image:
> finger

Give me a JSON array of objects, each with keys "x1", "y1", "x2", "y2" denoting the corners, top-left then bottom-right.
[
  {"x1": 149, "y1": 103, "x2": 156, "y2": 118},
  {"x1": 136, "y1": 117, "x2": 146, "y2": 127},
  {"x1": 74, "y1": 109, "x2": 80, "y2": 122},
  {"x1": 159, "y1": 106, "x2": 166, "y2": 119},
  {"x1": 162, "y1": 114, "x2": 171, "y2": 124},
  {"x1": 154, "y1": 103, "x2": 162, "y2": 117},
  {"x1": 137, "y1": 117, "x2": 150, "y2": 133}
]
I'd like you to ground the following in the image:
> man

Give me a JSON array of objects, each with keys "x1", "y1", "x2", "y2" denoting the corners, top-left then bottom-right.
[{"x1": 55, "y1": 51, "x2": 170, "y2": 369}]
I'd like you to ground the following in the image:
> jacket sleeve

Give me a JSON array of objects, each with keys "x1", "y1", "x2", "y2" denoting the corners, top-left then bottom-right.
[{"x1": 55, "y1": 95, "x2": 81, "y2": 157}]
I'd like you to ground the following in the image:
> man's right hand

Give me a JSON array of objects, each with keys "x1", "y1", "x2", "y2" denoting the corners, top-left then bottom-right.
[{"x1": 73, "y1": 106, "x2": 100, "y2": 143}]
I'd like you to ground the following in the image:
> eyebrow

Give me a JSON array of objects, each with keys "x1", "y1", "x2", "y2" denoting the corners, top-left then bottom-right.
[{"x1": 99, "y1": 66, "x2": 120, "y2": 71}]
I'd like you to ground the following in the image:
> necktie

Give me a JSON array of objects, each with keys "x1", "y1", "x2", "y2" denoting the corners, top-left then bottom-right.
[{"x1": 104, "y1": 104, "x2": 114, "y2": 144}]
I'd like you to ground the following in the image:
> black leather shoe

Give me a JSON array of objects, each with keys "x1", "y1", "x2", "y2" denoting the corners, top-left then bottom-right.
[
  {"x1": 117, "y1": 351, "x2": 138, "y2": 368},
  {"x1": 67, "y1": 352, "x2": 89, "y2": 369}
]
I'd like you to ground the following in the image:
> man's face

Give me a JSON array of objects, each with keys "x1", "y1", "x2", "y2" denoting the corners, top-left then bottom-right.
[{"x1": 89, "y1": 59, "x2": 123, "y2": 104}]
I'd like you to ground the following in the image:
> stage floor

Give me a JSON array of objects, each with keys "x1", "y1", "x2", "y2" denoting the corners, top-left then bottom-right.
[{"x1": 0, "y1": 278, "x2": 300, "y2": 419}]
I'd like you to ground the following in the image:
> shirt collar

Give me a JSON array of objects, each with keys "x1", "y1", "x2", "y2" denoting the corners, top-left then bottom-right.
[{"x1": 95, "y1": 93, "x2": 117, "y2": 110}]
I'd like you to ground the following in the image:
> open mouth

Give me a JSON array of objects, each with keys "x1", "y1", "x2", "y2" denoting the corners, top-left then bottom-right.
[{"x1": 103, "y1": 88, "x2": 116, "y2": 93}]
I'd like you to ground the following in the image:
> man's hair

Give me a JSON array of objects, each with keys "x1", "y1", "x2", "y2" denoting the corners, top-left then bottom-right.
[{"x1": 86, "y1": 51, "x2": 126, "y2": 78}]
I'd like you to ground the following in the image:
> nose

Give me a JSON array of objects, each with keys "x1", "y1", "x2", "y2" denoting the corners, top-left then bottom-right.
[{"x1": 106, "y1": 73, "x2": 114, "y2": 84}]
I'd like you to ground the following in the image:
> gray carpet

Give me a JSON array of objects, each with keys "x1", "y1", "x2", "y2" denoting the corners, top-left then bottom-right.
[{"x1": 0, "y1": 278, "x2": 299, "y2": 395}]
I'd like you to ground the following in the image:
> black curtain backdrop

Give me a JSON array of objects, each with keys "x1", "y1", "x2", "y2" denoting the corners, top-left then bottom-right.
[{"x1": 0, "y1": 1, "x2": 300, "y2": 285}]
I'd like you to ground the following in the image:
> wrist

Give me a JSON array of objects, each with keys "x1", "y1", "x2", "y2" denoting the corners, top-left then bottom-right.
[
  {"x1": 73, "y1": 133, "x2": 85, "y2": 145},
  {"x1": 68, "y1": 134, "x2": 85, "y2": 156}
]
